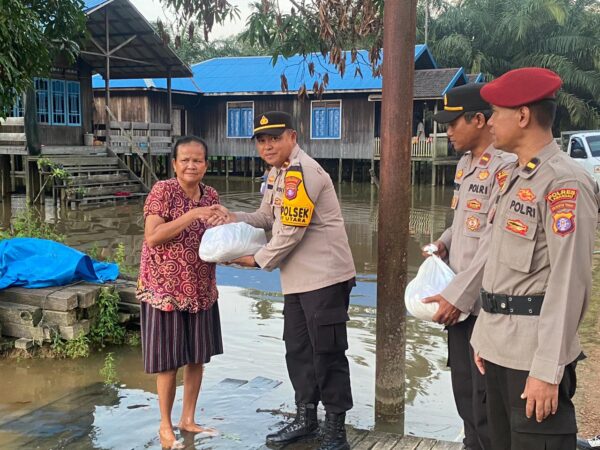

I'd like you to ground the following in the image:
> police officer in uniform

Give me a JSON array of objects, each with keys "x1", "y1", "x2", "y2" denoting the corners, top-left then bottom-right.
[
  {"x1": 456, "y1": 68, "x2": 600, "y2": 450},
  {"x1": 423, "y1": 83, "x2": 515, "y2": 450},
  {"x1": 217, "y1": 111, "x2": 356, "y2": 450}
]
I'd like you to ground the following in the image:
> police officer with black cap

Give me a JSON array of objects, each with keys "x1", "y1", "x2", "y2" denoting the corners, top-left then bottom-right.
[
  {"x1": 423, "y1": 83, "x2": 515, "y2": 450},
  {"x1": 215, "y1": 111, "x2": 356, "y2": 450}
]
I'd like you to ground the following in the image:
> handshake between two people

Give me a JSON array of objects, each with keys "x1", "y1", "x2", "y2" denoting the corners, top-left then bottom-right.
[{"x1": 196, "y1": 204, "x2": 257, "y2": 268}]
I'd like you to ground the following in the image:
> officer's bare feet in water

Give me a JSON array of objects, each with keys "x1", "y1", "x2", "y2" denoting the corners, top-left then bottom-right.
[
  {"x1": 158, "y1": 426, "x2": 184, "y2": 449},
  {"x1": 177, "y1": 421, "x2": 218, "y2": 436}
]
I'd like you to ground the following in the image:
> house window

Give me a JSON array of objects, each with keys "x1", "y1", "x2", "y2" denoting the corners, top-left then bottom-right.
[
  {"x1": 311, "y1": 100, "x2": 341, "y2": 139},
  {"x1": 227, "y1": 101, "x2": 254, "y2": 138},
  {"x1": 35, "y1": 78, "x2": 50, "y2": 124},
  {"x1": 66, "y1": 81, "x2": 81, "y2": 126},
  {"x1": 51, "y1": 79, "x2": 66, "y2": 125},
  {"x1": 6, "y1": 95, "x2": 24, "y2": 117},
  {"x1": 33, "y1": 78, "x2": 81, "y2": 126}
]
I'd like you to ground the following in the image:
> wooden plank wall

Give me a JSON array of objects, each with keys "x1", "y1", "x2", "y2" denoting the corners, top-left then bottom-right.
[
  {"x1": 93, "y1": 91, "x2": 202, "y2": 138},
  {"x1": 196, "y1": 94, "x2": 377, "y2": 160}
]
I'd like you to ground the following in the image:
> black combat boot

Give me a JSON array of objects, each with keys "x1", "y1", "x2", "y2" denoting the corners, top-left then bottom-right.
[
  {"x1": 318, "y1": 412, "x2": 349, "y2": 450},
  {"x1": 266, "y1": 403, "x2": 319, "y2": 445}
]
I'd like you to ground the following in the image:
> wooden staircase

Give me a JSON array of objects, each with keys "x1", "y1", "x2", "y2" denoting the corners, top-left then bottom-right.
[{"x1": 39, "y1": 148, "x2": 148, "y2": 207}]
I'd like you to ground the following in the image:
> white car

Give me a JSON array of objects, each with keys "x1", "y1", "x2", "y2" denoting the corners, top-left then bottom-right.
[{"x1": 564, "y1": 131, "x2": 600, "y2": 182}]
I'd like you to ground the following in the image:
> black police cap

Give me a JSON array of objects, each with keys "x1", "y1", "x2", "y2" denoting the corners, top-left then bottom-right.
[
  {"x1": 433, "y1": 83, "x2": 491, "y2": 124},
  {"x1": 252, "y1": 111, "x2": 295, "y2": 138}
]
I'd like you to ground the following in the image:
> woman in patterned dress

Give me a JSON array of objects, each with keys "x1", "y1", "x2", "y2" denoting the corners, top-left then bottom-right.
[{"x1": 137, "y1": 136, "x2": 226, "y2": 449}]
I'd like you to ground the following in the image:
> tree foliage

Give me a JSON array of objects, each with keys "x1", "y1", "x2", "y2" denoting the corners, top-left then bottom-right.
[
  {"x1": 160, "y1": 0, "x2": 600, "y2": 129},
  {"x1": 428, "y1": 0, "x2": 600, "y2": 129},
  {"x1": 0, "y1": 0, "x2": 87, "y2": 117},
  {"x1": 158, "y1": 25, "x2": 270, "y2": 65},
  {"x1": 156, "y1": 0, "x2": 240, "y2": 49},
  {"x1": 241, "y1": 0, "x2": 384, "y2": 96}
]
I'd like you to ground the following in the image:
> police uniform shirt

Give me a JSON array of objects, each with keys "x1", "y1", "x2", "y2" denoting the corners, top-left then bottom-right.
[
  {"x1": 438, "y1": 146, "x2": 516, "y2": 314},
  {"x1": 235, "y1": 145, "x2": 356, "y2": 295},
  {"x1": 470, "y1": 140, "x2": 600, "y2": 384}
]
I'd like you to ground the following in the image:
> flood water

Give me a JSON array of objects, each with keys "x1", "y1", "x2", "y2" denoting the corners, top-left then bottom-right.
[{"x1": 0, "y1": 178, "x2": 460, "y2": 449}]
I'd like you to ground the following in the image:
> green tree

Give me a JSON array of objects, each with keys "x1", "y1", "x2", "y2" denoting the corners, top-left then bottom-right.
[
  {"x1": 429, "y1": 0, "x2": 600, "y2": 129},
  {"x1": 0, "y1": 0, "x2": 87, "y2": 117},
  {"x1": 157, "y1": 25, "x2": 270, "y2": 65}
]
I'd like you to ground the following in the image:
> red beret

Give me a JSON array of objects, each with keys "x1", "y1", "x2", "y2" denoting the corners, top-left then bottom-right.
[{"x1": 480, "y1": 67, "x2": 562, "y2": 108}]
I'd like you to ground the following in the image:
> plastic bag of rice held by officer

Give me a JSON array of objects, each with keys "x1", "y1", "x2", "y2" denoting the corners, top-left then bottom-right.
[
  {"x1": 404, "y1": 255, "x2": 469, "y2": 323},
  {"x1": 199, "y1": 222, "x2": 267, "y2": 263}
]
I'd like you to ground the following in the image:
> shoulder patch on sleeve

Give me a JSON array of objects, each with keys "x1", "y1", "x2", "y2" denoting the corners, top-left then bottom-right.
[
  {"x1": 552, "y1": 211, "x2": 575, "y2": 236},
  {"x1": 281, "y1": 166, "x2": 315, "y2": 227}
]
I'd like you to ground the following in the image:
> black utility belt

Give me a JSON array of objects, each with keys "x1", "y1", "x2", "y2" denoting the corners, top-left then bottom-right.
[{"x1": 480, "y1": 290, "x2": 544, "y2": 316}]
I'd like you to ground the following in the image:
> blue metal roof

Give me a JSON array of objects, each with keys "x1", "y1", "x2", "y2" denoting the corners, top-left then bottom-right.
[
  {"x1": 92, "y1": 45, "x2": 443, "y2": 94},
  {"x1": 84, "y1": 0, "x2": 111, "y2": 12}
]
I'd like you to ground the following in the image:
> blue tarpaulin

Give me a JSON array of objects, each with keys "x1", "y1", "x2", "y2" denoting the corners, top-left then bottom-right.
[{"x1": 0, "y1": 238, "x2": 119, "y2": 290}]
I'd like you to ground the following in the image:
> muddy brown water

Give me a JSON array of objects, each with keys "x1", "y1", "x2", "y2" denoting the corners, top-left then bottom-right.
[{"x1": 0, "y1": 178, "x2": 462, "y2": 449}]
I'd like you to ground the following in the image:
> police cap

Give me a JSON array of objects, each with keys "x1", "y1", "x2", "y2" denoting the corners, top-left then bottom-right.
[
  {"x1": 252, "y1": 111, "x2": 295, "y2": 138},
  {"x1": 480, "y1": 67, "x2": 562, "y2": 108},
  {"x1": 433, "y1": 83, "x2": 491, "y2": 124}
]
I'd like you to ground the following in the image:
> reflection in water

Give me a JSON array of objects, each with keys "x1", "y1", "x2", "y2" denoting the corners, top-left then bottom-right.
[
  {"x1": 0, "y1": 180, "x2": 461, "y2": 446},
  {"x1": 0, "y1": 287, "x2": 460, "y2": 449}
]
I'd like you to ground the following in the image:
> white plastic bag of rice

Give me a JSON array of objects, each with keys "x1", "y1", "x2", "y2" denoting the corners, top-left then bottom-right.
[
  {"x1": 404, "y1": 255, "x2": 469, "y2": 323},
  {"x1": 199, "y1": 222, "x2": 267, "y2": 263}
]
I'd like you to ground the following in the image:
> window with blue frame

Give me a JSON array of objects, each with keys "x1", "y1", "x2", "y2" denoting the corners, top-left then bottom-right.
[
  {"x1": 66, "y1": 81, "x2": 81, "y2": 126},
  {"x1": 7, "y1": 94, "x2": 24, "y2": 117},
  {"x1": 35, "y1": 78, "x2": 50, "y2": 124},
  {"x1": 51, "y1": 79, "x2": 66, "y2": 125},
  {"x1": 227, "y1": 102, "x2": 254, "y2": 138},
  {"x1": 311, "y1": 101, "x2": 341, "y2": 139},
  {"x1": 33, "y1": 78, "x2": 81, "y2": 126}
]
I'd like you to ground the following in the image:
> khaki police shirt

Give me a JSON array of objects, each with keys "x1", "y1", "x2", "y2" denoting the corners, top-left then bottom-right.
[
  {"x1": 234, "y1": 145, "x2": 356, "y2": 295},
  {"x1": 467, "y1": 141, "x2": 600, "y2": 384},
  {"x1": 438, "y1": 146, "x2": 516, "y2": 314}
]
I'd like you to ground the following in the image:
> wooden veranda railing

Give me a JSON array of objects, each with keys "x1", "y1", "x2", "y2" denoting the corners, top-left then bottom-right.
[{"x1": 373, "y1": 136, "x2": 450, "y2": 159}]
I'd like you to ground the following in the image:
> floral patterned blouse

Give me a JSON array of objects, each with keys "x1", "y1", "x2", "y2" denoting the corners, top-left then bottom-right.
[{"x1": 137, "y1": 178, "x2": 219, "y2": 312}]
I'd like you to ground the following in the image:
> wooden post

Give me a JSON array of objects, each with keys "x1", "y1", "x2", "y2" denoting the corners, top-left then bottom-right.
[
  {"x1": 104, "y1": 6, "x2": 111, "y2": 150},
  {"x1": 431, "y1": 102, "x2": 438, "y2": 185},
  {"x1": 338, "y1": 157, "x2": 342, "y2": 183},
  {"x1": 25, "y1": 158, "x2": 41, "y2": 204},
  {"x1": 251, "y1": 157, "x2": 256, "y2": 179},
  {"x1": 0, "y1": 155, "x2": 10, "y2": 199},
  {"x1": 167, "y1": 70, "x2": 174, "y2": 179},
  {"x1": 375, "y1": 0, "x2": 417, "y2": 432}
]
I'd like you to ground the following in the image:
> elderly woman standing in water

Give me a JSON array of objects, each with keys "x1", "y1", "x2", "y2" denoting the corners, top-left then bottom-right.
[{"x1": 137, "y1": 136, "x2": 225, "y2": 449}]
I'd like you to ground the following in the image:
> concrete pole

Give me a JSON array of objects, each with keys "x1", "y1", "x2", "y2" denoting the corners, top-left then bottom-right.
[{"x1": 375, "y1": 0, "x2": 417, "y2": 432}]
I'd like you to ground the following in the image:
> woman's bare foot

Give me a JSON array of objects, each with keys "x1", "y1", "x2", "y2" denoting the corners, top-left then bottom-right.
[
  {"x1": 159, "y1": 427, "x2": 184, "y2": 449},
  {"x1": 177, "y1": 422, "x2": 218, "y2": 436}
]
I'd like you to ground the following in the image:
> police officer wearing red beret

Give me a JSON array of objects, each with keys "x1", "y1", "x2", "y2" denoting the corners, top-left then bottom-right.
[{"x1": 455, "y1": 68, "x2": 600, "y2": 450}]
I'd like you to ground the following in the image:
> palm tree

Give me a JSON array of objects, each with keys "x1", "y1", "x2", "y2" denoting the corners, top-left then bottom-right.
[{"x1": 429, "y1": 0, "x2": 600, "y2": 130}]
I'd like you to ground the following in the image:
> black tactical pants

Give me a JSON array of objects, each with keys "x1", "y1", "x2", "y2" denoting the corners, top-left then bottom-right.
[
  {"x1": 448, "y1": 315, "x2": 491, "y2": 450},
  {"x1": 283, "y1": 278, "x2": 355, "y2": 414},
  {"x1": 484, "y1": 360, "x2": 578, "y2": 450}
]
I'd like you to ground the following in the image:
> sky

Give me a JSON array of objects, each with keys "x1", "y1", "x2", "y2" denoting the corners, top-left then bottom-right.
[{"x1": 129, "y1": 0, "x2": 292, "y2": 40}]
